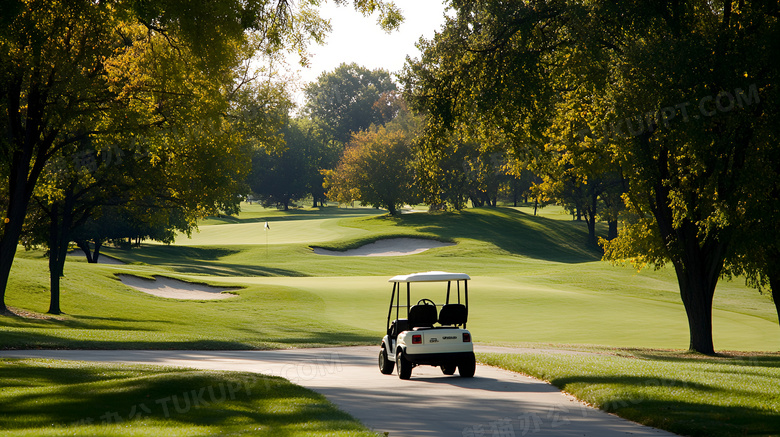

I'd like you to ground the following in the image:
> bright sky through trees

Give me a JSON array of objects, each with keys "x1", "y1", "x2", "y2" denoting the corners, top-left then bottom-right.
[{"x1": 288, "y1": 0, "x2": 447, "y2": 103}]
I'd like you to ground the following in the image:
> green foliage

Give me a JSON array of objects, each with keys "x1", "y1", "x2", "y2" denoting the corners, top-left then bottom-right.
[
  {"x1": 323, "y1": 126, "x2": 417, "y2": 215},
  {"x1": 304, "y1": 63, "x2": 397, "y2": 143},
  {"x1": 250, "y1": 121, "x2": 311, "y2": 210},
  {"x1": 403, "y1": 0, "x2": 780, "y2": 354},
  {"x1": 414, "y1": 128, "x2": 515, "y2": 210},
  {"x1": 334, "y1": 0, "x2": 404, "y2": 31}
]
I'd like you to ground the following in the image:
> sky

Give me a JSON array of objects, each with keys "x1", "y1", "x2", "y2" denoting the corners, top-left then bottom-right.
[{"x1": 285, "y1": 0, "x2": 449, "y2": 104}]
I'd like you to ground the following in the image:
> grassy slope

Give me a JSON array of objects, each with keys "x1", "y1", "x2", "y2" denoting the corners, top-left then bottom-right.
[
  {"x1": 0, "y1": 358, "x2": 379, "y2": 437},
  {"x1": 3, "y1": 204, "x2": 779, "y2": 437},
  {"x1": 2, "y1": 205, "x2": 777, "y2": 351},
  {"x1": 479, "y1": 350, "x2": 780, "y2": 437}
]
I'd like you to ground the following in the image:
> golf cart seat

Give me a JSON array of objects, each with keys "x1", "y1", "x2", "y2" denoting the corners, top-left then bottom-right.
[
  {"x1": 389, "y1": 319, "x2": 409, "y2": 337},
  {"x1": 438, "y1": 303, "x2": 467, "y2": 326},
  {"x1": 408, "y1": 304, "x2": 438, "y2": 329}
]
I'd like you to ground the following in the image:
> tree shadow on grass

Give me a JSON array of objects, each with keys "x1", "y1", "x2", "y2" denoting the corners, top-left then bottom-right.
[
  {"x1": 159, "y1": 262, "x2": 307, "y2": 277},
  {"x1": 105, "y1": 246, "x2": 241, "y2": 263},
  {"x1": 548, "y1": 372, "x2": 780, "y2": 437},
  {"x1": 0, "y1": 313, "x2": 174, "y2": 331},
  {"x1": 384, "y1": 208, "x2": 603, "y2": 263},
  {"x1": 0, "y1": 362, "x2": 368, "y2": 435},
  {"x1": 0, "y1": 329, "x2": 260, "y2": 350},
  {"x1": 103, "y1": 245, "x2": 305, "y2": 277},
  {"x1": 628, "y1": 349, "x2": 780, "y2": 367}
]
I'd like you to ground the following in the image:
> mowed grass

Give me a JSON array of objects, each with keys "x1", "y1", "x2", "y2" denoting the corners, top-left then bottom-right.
[
  {"x1": 183, "y1": 205, "x2": 380, "y2": 246},
  {"x1": 3, "y1": 204, "x2": 780, "y2": 437},
  {"x1": 1, "y1": 255, "x2": 376, "y2": 350},
  {"x1": 0, "y1": 358, "x2": 378, "y2": 437},
  {"x1": 479, "y1": 350, "x2": 780, "y2": 437},
  {"x1": 2, "y1": 205, "x2": 777, "y2": 351}
]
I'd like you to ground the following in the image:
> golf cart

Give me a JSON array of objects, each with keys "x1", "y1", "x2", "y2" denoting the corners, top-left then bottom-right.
[{"x1": 378, "y1": 271, "x2": 475, "y2": 379}]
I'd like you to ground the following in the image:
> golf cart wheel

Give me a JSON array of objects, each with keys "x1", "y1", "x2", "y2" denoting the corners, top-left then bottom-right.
[
  {"x1": 441, "y1": 364, "x2": 457, "y2": 375},
  {"x1": 378, "y1": 346, "x2": 394, "y2": 374},
  {"x1": 458, "y1": 353, "x2": 476, "y2": 378},
  {"x1": 396, "y1": 349, "x2": 412, "y2": 380}
]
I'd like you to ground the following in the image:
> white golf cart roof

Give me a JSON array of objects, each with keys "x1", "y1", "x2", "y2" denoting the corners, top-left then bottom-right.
[{"x1": 389, "y1": 271, "x2": 470, "y2": 283}]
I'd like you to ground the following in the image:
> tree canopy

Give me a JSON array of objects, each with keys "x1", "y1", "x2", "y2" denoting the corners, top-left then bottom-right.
[
  {"x1": 323, "y1": 124, "x2": 417, "y2": 215},
  {"x1": 304, "y1": 63, "x2": 398, "y2": 143},
  {"x1": 0, "y1": 0, "x2": 402, "y2": 313},
  {"x1": 403, "y1": 0, "x2": 780, "y2": 354}
]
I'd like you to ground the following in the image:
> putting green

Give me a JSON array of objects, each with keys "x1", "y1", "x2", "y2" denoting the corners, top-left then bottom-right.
[
  {"x1": 176, "y1": 218, "x2": 371, "y2": 245},
  {"x1": 187, "y1": 275, "x2": 780, "y2": 351}
]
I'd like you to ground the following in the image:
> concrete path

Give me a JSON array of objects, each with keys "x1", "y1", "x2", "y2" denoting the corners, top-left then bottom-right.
[{"x1": 0, "y1": 346, "x2": 676, "y2": 437}]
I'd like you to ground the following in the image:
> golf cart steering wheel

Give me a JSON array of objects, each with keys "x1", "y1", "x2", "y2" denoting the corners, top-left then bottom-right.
[{"x1": 416, "y1": 298, "x2": 436, "y2": 306}]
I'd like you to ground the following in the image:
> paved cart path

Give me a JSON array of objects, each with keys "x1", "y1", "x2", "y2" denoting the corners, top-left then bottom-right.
[{"x1": 0, "y1": 346, "x2": 676, "y2": 437}]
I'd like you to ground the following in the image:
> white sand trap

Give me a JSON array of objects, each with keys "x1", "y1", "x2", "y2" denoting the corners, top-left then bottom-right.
[
  {"x1": 312, "y1": 238, "x2": 455, "y2": 257},
  {"x1": 118, "y1": 275, "x2": 237, "y2": 300}
]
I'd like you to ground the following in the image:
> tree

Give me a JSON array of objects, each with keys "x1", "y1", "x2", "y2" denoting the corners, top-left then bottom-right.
[
  {"x1": 323, "y1": 126, "x2": 417, "y2": 215},
  {"x1": 250, "y1": 137, "x2": 309, "y2": 211},
  {"x1": 249, "y1": 116, "x2": 340, "y2": 209},
  {"x1": 0, "y1": 0, "x2": 401, "y2": 313},
  {"x1": 72, "y1": 205, "x2": 189, "y2": 263},
  {"x1": 403, "y1": 0, "x2": 780, "y2": 354},
  {"x1": 415, "y1": 130, "x2": 509, "y2": 210},
  {"x1": 24, "y1": 98, "x2": 258, "y2": 313},
  {"x1": 293, "y1": 117, "x2": 341, "y2": 207},
  {"x1": 304, "y1": 63, "x2": 398, "y2": 143}
]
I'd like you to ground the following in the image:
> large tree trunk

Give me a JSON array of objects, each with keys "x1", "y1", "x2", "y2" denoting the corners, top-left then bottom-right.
[
  {"x1": 47, "y1": 195, "x2": 77, "y2": 315},
  {"x1": 92, "y1": 240, "x2": 102, "y2": 263},
  {"x1": 766, "y1": 249, "x2": 780, "y2": 331},
  {"x1": 608, "y1": 220, "x2": 618, "y2": 240},
  {"x1": 75, "y1": 239, "x2": 103, "y2": 263},
  {"x1": 0, "y1": 213, "x2": 24, "y2": 314},
  {"x1": 584, "y1": 192, "x2": 598, "y2": 246},
  {"x1": 674, "y1": 260, "x2": 717, "y2": 355},
  {"x1": 662, "y1": 220, "x2": 727, "y2": 355},
  {"x1": 0, "y1": 151, "x2": 45, "y2": 312},
  {"x1": 48, "y1": 207, "x2": 63, "y2": 314},
  {"x1": 75, "y1": 240, "x2": 95, "y2": 263},
  {"x1": 769, "y1": 274, "x2": 780, "y2": 331}
]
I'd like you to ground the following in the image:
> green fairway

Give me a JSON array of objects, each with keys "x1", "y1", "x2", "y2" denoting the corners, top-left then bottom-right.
[
  {"x1": 479, "y1": 350, "x2": 780, "y2": 437},
  {"x1": 3, "y1": 205, "x2": 777, "y2": 351},
  {"x1": 0, "y1": 358, "x2": 378, "y2": 436},
  {"x1": 3, "y1": 204, "x2": 779, "y2": 437},
  {"x1": 185, "y1": 274, "x2": 779, "y2": 351}
]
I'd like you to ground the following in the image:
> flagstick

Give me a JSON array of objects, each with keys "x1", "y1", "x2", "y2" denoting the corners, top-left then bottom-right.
[{"x1": 264, "y1": 221, "x2": 269, "y2": 257}]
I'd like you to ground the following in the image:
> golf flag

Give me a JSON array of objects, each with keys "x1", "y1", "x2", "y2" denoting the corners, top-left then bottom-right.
[{"x1": 264, "y1": 221, "x2": 270, "y2": 230}]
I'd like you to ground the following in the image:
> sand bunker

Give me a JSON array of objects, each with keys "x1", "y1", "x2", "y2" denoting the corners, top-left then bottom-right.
[
  {"x1": 312, "y1": 238, "x2": 454, "y2": 257},
  {"x1": 118, "y1": 275, "x2": 237, "y2": 300}
]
